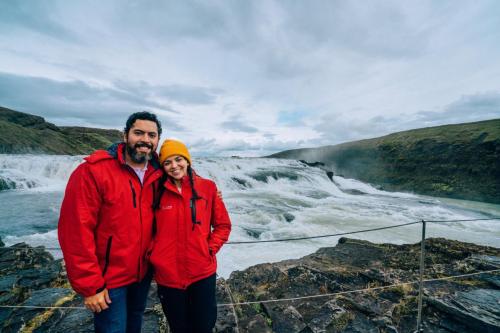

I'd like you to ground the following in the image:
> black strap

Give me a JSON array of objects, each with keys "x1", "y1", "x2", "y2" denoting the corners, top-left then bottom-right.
[{"x1": 190, "y1": 197, "x2": 201, "y2": 230}]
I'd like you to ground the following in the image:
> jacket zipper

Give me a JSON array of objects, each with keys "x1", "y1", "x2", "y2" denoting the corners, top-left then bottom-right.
[
  {"x1": 126, "y1": 169, "x2": 143, "y2": 280},
  {"x1": 129, "y1": 180, "x2": 137, "y2": 208},
  {"x1": 102, "y1": 236, "x2": 113, "y2": 276},
  {"x1": 126, "y1": 166, "x2": 162, "y2": 280},
  {"x1": 138, "y1": 187, "x2": 143, "y2": 280}
]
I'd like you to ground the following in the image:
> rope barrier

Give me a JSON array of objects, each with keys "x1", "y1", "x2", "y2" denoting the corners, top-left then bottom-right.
[
  {"x1": 218, "y1": 268, "x2": 500, "y2": 306},
  {"x1": 0, "y1": 269, "x2": 498, "y2": 310},
  {"x1": 425, "y1": 217, "x2": 500, "y2": 223},
  {"x1": 226, "y1": 221, "x2": 421, "y2": 244},
  {"x1": 220, "y1": 277, "x2": 241, "y2": 333},
  {"x1": 1, "y1": 217, "x2": 498, "y2": 251}
]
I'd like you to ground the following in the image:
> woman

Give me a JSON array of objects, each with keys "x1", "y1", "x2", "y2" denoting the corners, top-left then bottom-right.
[{"x1": 150, "y1": 139, "x2": 231, "y2": 333}]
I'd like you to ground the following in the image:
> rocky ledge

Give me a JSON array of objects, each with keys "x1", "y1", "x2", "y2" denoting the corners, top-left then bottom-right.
[{"x1": 0, "y1": 237, "x2": 499, "y2": 332}]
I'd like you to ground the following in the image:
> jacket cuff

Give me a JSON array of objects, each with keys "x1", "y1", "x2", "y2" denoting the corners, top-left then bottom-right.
[{"x1": 96, "y1": 283, "x2": 107, "y2": 294}]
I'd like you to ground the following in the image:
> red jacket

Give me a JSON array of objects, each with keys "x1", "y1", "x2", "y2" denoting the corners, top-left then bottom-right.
[
  {"x1": 150, "y1": 174, "x2": 231, "y2": 289},
  {"x1": 58, "y1": 143, "x2": 162, "y2": 297}
]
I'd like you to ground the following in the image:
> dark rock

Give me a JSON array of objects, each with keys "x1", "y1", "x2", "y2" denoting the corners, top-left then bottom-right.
[
  {"x1": 244, "y1": 314, "x2": 273, "y2": 332},
  {"x1": 283, "y1": 212, "x2": 295, "y2": 222},
  {"x1": 2, "y1": 288, "x2": 73, "y2": 332},
  {"x1": 231, "y1": 177, "x2": 252, "y2": 188},
  {"x1": 36, "y1": 306, "x2": 93, "y2": 333},
  {"x1": 1, "y1": 238, "x2": 499, "y2": 332},
  {"x1": 0, "y1": 177, "x2": 17, "y2": 191},
  {"x1": 0, "y1": 274, "x2": 18, "y2": 293},
  {"x1": 297, "y1": 159, "x2": 336, "y2": 183},
  {"x1": 299, "y1": 160, "x2": 326, "y2": 168},
  {"x1": 248, "y1": 170, "x2": 299, "y2": 183},
  {"x1": 306, "y1": 299, "x2": 350, "y2": 332},
  {"x1": 342, "y1": 189, "x2": 367, "y2": 195},
  {"x1": 427, "y1": 289, "x2": 500, "y2": 333},
  {"x1": 263, "y1": 304, "x2": 307, "y2": 333},
  {"x1": 225, "y1": 238, "x2": 500, "y2": 332},
  {"x1": 215, "y1": 278, "x2": 241, "y2": 333},
  {"x1": 481, "y1": 274, "x2": 500, "y2": 288},
  {"x1": 242, "y1": 227, "x2": 265, "y2": 239},
  {"x1": 326, "y1": 171, "x2": 334, "y2": 182}
]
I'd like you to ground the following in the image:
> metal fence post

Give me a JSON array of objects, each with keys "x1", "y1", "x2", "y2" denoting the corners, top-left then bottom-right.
[{"x1": 416, "y1": 219, "x2": 426, "y2": 332}]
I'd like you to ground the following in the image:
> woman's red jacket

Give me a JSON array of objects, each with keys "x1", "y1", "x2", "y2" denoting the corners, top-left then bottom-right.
[{"x1": 150, "y1": 175, "x2": 231, "y2": 289}]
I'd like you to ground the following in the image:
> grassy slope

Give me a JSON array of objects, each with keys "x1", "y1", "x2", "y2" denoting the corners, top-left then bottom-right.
[
  {"x1": 269, "y1": 119, "x2": 500, "y2": 204},
  {"x1": 0, "y1": 106, "x2": 122, "y2": 155}
]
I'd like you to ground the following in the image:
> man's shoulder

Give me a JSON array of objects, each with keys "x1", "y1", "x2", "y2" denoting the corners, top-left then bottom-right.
[
  {"x1": 84, "y1": 143, "x2": 121, "y2": 165},
  {"x1": 84, "y1": 150, "x2": 113, "y2": 164},
  {"x1": 71, "y1": 154, "x2": 118, "y2": 180}
]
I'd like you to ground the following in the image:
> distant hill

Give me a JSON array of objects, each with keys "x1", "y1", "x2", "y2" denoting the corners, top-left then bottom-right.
[
  {"x1": 0, "y1": 106, "x2": 122, "y2": 154},
  {"x1": 269, "y1": 119, "x2": 500, "y2": 204}
]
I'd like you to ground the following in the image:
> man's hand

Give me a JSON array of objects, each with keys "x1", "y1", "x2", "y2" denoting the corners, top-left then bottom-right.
[
  {"x1": 217, "y1": 190, "x2": 223, "y2": 200},
  {"x1": 84, "y1": 289, "x2": 111, "y2": 313}
]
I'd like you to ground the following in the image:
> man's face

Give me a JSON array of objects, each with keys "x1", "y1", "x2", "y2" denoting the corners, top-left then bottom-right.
[{"x1": 124, "y1": 119, "x2": 160, "y2": 164}]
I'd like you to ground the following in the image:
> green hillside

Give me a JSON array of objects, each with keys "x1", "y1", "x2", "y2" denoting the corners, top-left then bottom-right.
[
  {"x1": 269, "y1": 119, "x2": 500, "y2": 204},
  {"x1": 0, "y1": 106, "x2": 122, "y2": 154}
]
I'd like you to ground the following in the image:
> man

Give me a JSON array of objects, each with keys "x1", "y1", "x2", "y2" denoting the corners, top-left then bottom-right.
[{"x1": 58, "y1": 111, "x2": 163, "y2": 332}]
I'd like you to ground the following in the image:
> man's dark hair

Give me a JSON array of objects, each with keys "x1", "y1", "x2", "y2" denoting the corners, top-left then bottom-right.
[{"x1": 124, "y1": 111, "x2": 162, "y2": 136}]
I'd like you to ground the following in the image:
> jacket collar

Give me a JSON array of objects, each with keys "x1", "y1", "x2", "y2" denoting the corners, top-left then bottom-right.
[{"x1": 163, "y1": 175, "x2": 194, "y2": 194}]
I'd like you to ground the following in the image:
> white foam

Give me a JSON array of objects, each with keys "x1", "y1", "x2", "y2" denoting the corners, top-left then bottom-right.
[
  {"x1": 1, "y1": 155, "x2": 499, "y2": 278},
  {"x1": 0, "y1": 154, "x2": 83, "y2": 191},
  {"x1": 3, "y1": 229, "x2": 62, "y2": 258}
]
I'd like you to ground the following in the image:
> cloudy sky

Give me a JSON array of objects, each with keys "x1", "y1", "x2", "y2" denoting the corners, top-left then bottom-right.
[{"x1": 1, "y1": 1, "x2": 499, "y2": 156}]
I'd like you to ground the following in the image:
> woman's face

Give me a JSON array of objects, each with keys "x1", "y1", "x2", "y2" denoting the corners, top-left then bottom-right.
[{"x1": 163, "y1": 155, "x2": 189, "y2": 180}]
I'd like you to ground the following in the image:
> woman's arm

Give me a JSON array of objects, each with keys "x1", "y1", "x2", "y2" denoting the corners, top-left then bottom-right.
[{"x1": 208, "y1": 183, "x2": 231, "y2": 255}]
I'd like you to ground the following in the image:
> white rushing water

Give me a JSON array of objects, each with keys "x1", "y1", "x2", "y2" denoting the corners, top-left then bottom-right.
[{"x1": 1, "y1": 154, "x2": 499, "y2": 278}]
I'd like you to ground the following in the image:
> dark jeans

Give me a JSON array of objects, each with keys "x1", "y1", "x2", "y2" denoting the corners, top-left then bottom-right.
[
  {"x1": 157, "y1": 274, "x2": 217, "y2": 333},
  {"x1": 94, "y1": 270, "x2": 152, "y2": 333}
]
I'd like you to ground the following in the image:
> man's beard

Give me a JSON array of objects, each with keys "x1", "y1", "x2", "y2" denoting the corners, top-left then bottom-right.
[{"x1": 126, "y1": 142, "x2": 153, "y2": 164}]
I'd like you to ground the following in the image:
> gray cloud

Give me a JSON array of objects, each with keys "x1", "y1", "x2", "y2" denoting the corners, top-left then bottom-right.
[
  {"x1": 285, "y1": 2, "x2": 430, "y2": 58},
  {"x1": 313, "y1": 113, "x2": 391, "y2": 145},
  {"x1": 114, "y1": 80, "x2": 221, "y2": 106},
  {"x1": 220, "y1": 117, "x2": 259, "y2": 133},
  {"x1": 97, "y1": 1, "x2": 433, "y2": 81},
  {"x1": 414, "y1": 92, "x2": 500, "y2": 125},
  {"x1": 314, "y1": 92, "x2": 500, "y2": 146},
  {"x1": 109, "y1": 1, "x2": 265, "y2": 51},
  {"x1": 1, "y1": 1, "x2": 498, "y2": 156},
  {"x1": 0, "y1": 71, "x2": 185, "y2": 129},
  {"x1": 189, "y1": 137, "x2": 296, "y2": 157},
  {"x1": 0, "y1": 2, "x2": 78, "y2": 42}
]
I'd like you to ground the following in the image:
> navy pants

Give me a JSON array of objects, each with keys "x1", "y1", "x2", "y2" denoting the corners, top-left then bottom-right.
[
  {"x1": 157, "y1": 274, "x2": 217, "y2": 333},
  {"x1": 94, "y1": 270, "x2": 152, "y2": 333}
]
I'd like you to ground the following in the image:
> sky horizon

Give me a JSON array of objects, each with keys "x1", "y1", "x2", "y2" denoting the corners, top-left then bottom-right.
[{"x1": 1, "y1": 1, "x2": 499, "y2": 156}]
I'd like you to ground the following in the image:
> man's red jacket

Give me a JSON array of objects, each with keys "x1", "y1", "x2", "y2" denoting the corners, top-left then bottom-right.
[{"x1": 58, "y1": 143, "x2": 162, "y2": 297}]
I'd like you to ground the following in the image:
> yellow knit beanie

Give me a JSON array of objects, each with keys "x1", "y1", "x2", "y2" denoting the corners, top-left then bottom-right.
[{"x1": 159, "y1": 139, "x2": 191, "y2": 165}]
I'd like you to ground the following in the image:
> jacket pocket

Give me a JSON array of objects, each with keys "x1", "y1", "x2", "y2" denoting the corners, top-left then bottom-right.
[
  {"x1": 102, "y1": 236, "x2": 113, "y2": 276},
  {"x1": 209, "y1": 247, "x2": 215, "y2": 263},
  {"x1": 201, "y1": 238, "x2": 214, "y2": 264}
]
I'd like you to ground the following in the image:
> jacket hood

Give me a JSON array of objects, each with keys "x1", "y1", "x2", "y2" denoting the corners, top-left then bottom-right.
[
  {"x1": 84, "y1": 142, "x2": 122, "y2": 164},
  {"x1": 84, "y1": 142, "x2": 161, "y2": 169}
]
